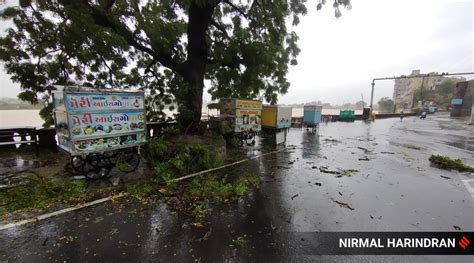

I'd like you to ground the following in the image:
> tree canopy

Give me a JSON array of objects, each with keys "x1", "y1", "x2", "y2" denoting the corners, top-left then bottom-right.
[
  {"x1": 377, "y1": 97, "x2": 394, "y2": 112},
  {"x1": 0, "y1": 0, "x2": 352, "y2": 129},
  {"x1": 433, "y1": 79, "x2": 455, "y2": 109}
]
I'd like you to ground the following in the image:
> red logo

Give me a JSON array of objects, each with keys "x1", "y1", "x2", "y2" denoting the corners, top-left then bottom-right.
[{"x1": 459, "y1": 236, "x2": 470, "y2": 250}]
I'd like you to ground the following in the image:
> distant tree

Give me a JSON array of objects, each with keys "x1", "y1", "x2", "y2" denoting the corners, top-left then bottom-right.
[
  {"x1": 355, "y1": 100, "x2": 366, "y2": 109},
  {"x1": 434, "y1": 79, "x2": 456, "y2": 108},
  {"x1": 322, "y1": 102, "x2": 333, "y2": 109},
  {"x1": 342, "y1": 102, "x2": 353, "y2": 109},
  {"x1": 377, "y1": 97, "x2": 394, "y2": 112},
  {"x1": 0, "y1": 0, "x2": 352, "y2": 130}
]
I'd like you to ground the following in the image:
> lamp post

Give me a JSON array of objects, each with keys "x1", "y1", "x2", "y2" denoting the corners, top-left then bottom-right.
[{"x1": 420, "y1": 75, "x2": 425, "y2": 109}]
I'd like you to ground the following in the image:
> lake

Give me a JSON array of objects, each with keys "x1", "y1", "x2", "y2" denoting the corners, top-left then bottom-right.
[{"x1": 0, "y1": 108, "x2": 367, "y2": 128}]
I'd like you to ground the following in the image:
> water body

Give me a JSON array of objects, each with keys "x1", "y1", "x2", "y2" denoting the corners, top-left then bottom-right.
[
  {"x1": 0, "y1": 108, "x2": 367, "y2": 128},
  {"x1": 0, "y1": 109, "x2": 43, "y2": 128}
]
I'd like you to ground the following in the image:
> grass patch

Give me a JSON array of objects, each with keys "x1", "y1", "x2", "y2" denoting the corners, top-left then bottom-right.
[
  {"x1": 429, "y1": 155, "x2": 474, "y2": 172},
  {"x1": 125, "y1": 180, "x2": 156, "y2": 198},
  {"x1": 0, "y1": 176, "x2": 87, "y2": 213}
]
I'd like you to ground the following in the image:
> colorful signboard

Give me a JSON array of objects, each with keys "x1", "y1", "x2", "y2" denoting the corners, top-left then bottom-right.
[
  {"x1": 235, "y1": 109, "x2": 261, "y2": 132},
  {"x1": 235, "y1": 99, "x2": 262, "y2": 109},
  {"x1": 69, "y1": 111, "x2": 145, "y2": 139},
  {"x1": 53, "y1": 88, "x2": 146, "y2": 155},
  {"x1": 219, "y1": 98, "x2": 262, "y2": 133},
  {"x1": 220, "y1": 99, "x2": 262, "y2": 111},
  {"x1": 72, "y1": 133, "x2": 146, "y2": 153},
  {"x1": 66, "y1": 93, "x2": 144, "y2": 111}
]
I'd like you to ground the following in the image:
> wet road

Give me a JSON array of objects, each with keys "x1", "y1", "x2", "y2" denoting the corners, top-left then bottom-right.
[{"x1": 1, "y1": 113, "x2": 473, "y2": 262}]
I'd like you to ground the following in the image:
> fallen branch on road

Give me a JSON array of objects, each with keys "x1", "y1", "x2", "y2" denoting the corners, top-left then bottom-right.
[
  {"x1": 429, "y1": 155, "x2": 474, "y2": 172},
  {"x1": 167, "y1": 148, "x2": 288, "y2": 183}
]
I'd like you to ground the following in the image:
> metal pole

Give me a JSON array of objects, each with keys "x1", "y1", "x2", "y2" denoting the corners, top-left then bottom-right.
[
  {"x1": 369, "y1": 80, "x2": 375, "y2": 112},
  {"x1": 469, "y1": 86, "x2": 474, "y2": 125},
  {"x1": 420, "y1": 76, "x2": 425, "y2": 108}
]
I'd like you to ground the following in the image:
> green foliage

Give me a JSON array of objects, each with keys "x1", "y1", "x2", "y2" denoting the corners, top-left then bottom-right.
[
  {"x1": 185, "y1": 172, "x2": 260, "y2": 202},
  {"x1": 144, "y1": 138, "x2": 224, "y2": 182},
  {"x1": 377, "y1": 97, "x2": 394, "y2": 112},
  {"x1": 125, "y1": 180, "x2": 155, "y2": 198},
  {"x1": 0, "y1": 0, "x2": 350, "y2": 128},
  {"x1": 412, "y1": 86, "x2": 432, "y2": 106},
  {"x1": 143, "y1": 139, "x2": 171, "y2": 162},
  {"x1": 434, "y1": 79, "x2": 455, "y2": 108},
  {"x1": 208, "y1": 118, "x2": 232, "y2": 136},
  {"x1": 192, "y1": 202, "x2": 211, "y2": 219},
  {"x1": 38, "y1": 101, "x2": 54, "y2": 127},
  {"x1": 0, "y1": 177, "x2": 87, "y2": 212},
  {"x1": 429, "y1": 155, "x2": 474, "y2": 172}
]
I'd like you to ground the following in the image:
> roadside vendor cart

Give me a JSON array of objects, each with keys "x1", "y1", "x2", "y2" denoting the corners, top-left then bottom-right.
[
  {"x1": 220, "y1": 98, "x2": 262, "y2": 145},
  {"x1": 339, "y1": 109, "x2": 355, "y2": 122},
  {"x1": 261, "y1": 105, "x2": 292, "y2": 144},
  {"x1": 53, "y1": 87, "x2": 146, "y2": 178},
  {"x1": 303, "y1": 105, "x2": 322, "y2": 133}
]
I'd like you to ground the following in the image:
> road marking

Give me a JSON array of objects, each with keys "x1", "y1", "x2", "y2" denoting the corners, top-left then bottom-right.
[
  {"x1": 461, "y1": 180, "x2": 474, "y2": 194},
  {"x1": 0, "y1": 193, "x2": 126, "y2": 231},
  {"x1": 458, "y1": 173, "x2": 474, "y2": 198}
]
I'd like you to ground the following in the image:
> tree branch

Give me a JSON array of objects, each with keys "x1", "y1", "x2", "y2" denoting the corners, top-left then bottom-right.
[
  {"x1": 80, "y1": 1, "x2": 182, "y2": 73},
  {"x1": 99, "y1": 55, "x2": 114, "y2": 87},
  {"x1": 144, "y1": 58, "x2": 157, "y2": 75},
  {"x1": 210, "y1": 19, "x2": 230, "y2": 39},
  {"x1": 222, "y1": 0, "x2": 249, "y2": 19}
]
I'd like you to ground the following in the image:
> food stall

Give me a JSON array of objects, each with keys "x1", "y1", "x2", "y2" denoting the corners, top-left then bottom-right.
[
  {"x1": 53, "y1": 87, "x2": 146, "y2": 177},
  {"x1": 261, "y1": 105, "x2": 292, "y2": 144},
  {"x1": 303, "y1": 105, "x2": 322, "y2": 133},
  {"x1": 219, "y1": 98, "x2": 262, "y2": 145}
]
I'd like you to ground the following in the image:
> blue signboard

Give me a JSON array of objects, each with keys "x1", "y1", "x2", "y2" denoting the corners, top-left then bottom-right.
[{"x1": 451, "y1": 98, "x2": 463, "y2": 105}]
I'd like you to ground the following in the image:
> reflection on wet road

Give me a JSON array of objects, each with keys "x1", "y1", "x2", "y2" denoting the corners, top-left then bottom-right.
[{"x1": 1, "y1": 113, "x2": 473, "y2": 262}]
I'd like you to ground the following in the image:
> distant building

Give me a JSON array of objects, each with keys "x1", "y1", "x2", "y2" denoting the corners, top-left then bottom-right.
[{"x1": 393, "y1": 70, "x2": 465, "y2": 111}]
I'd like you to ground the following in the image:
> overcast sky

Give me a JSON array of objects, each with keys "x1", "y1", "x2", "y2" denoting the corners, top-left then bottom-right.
[{"x1": 0, "y1": 0, "x2": 473, "y2": 105}]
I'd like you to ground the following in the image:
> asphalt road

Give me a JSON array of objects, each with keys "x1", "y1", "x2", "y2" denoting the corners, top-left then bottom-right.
[{"x1": 1, "y1": 113, "x2": 473, "y2": 262}]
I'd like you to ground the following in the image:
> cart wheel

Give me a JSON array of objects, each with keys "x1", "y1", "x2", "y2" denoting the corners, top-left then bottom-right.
[
  {"x1": 245, "y1": 133, "x2": 256, "y2": 146},
  {"x1": 71, "y1": 156, "x2": 94, "y2": 174},
  {"x1": 84, "y1": 168, "x2": 109, "y2": 180},
  {"x1": 115, "y1": 149, "x2": 140, "y2": 173},
  {"x1": 88, "y1": 152, "x2": 116, "y2": 171}
]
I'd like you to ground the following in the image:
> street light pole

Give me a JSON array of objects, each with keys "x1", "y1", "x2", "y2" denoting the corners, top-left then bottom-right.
[
  {"x1": 369, "y1": 80, "x2": 375, "y2": 113},
  {"x1": 420, "y1": 76, "x2": 425, "y2": 108},
  {"x1": 469, "y1": 88, "x2": 474, "y2": 125}
]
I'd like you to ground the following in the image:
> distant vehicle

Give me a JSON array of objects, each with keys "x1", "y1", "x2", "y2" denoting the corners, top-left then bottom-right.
[
  {"x1": 420, "y1": 111, "x2": 427, "y2": 119},
  {"x1": 428, "y1": 106, "x2": 437, "y2": 113}
]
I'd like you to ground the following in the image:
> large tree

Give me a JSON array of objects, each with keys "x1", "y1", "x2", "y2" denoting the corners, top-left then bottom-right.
[
  {"x1": 377, "y1": 97, "x2": 394, "y2": 112},
  {"x1": 0, "y1": 0, "x2": 352, "y2": 129}
]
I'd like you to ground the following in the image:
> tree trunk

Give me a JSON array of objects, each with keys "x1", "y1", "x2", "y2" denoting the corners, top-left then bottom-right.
[{"x1": 178, "y1": 2, "x2": 215, "y2": 132}]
